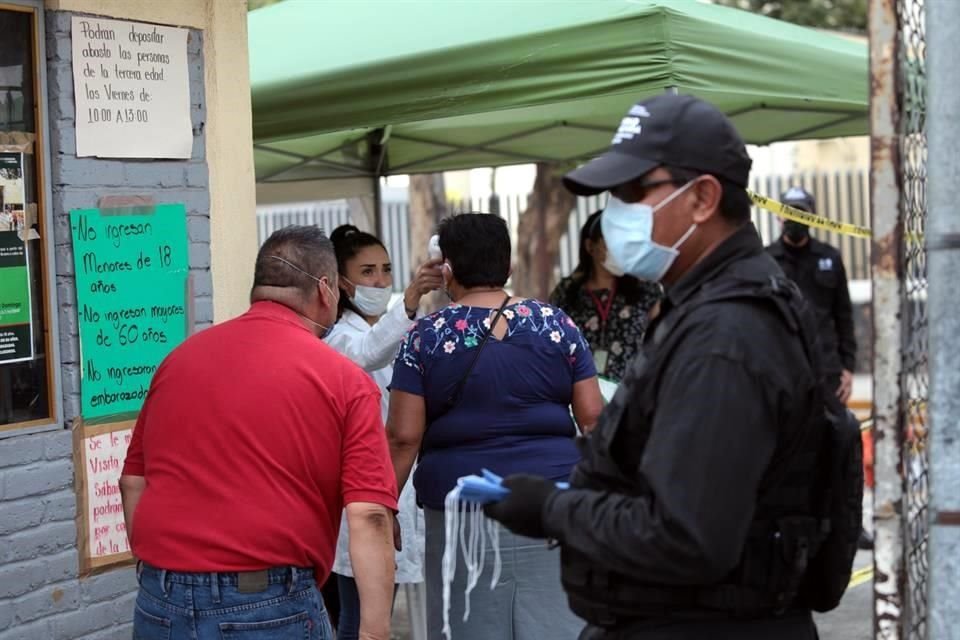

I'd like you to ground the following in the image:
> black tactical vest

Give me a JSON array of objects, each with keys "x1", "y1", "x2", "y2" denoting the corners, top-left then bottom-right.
[{"x1": 561, "y1": 273, "x2": 826, "y2": 627}]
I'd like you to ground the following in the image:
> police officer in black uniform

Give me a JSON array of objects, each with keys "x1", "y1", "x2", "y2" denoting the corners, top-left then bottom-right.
[
  {"x1": 766, "y1": 187, "x2": 857, "y2": 405},
  {"x1": 766, "y1": 187, "x2": 872, "y2": 549},
  {"x1": 484, "y1": 94, "x2": 824, "y2": 639}
]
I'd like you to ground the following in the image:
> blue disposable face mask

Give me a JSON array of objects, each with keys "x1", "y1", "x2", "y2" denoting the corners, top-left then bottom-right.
[
  {"x1": 600, "y1": 180, "x2": 698, "y2": 282},
  {"x1": 602, "y1": 249, "x2": 625, "y2": 277}
]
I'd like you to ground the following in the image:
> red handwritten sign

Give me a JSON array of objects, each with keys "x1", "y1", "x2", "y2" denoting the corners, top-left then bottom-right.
[{"x1": 83, "y1": 428, "x2": 132, "y2": 559}]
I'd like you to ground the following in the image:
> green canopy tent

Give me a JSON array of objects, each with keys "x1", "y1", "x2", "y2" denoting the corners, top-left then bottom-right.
[{"x1": 250, "y1": 0, "x2": 867, "y2": 214}]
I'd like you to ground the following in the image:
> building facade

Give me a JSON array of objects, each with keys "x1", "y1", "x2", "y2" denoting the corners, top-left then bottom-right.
[{"x1": 0, "y1": 1, "x2": 254, "y2": 637}]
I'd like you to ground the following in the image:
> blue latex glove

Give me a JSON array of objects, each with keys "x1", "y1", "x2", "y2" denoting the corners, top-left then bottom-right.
[
  {"x1": 455, "y1": 469, "x2": 567, "y2": 505},
  {"x1": 458, "y1": 475, "x2": 510, "y2": 504}
]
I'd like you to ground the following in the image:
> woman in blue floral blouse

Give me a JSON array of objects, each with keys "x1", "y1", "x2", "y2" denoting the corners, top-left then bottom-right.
[{"x1": 387, "y1": 213, "x2": 603, "y2": 640}]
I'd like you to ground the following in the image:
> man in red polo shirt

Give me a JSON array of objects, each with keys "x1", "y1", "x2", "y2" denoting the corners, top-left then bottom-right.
[{"x1": 119, "y1": 225, "x2": 397, "y2": 640}]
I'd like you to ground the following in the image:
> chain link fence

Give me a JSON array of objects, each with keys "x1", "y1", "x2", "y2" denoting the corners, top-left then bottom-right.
[{"x1": 897, "y1": 0, "x2": 929, "y2": 637}]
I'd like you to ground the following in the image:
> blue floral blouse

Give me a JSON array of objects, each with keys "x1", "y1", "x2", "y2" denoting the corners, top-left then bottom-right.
[{"x1": 390, "y1": 299, "x2": 596, "y2": 510}]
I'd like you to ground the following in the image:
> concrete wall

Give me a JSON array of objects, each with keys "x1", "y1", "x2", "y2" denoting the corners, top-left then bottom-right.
[
  {"x1": 47, "y1": 0, "x2": 257, "y2": 322},
  {"x1": 0, "y1": 432, "x2": 134, "y2": 640},
  {"x1": 794, "y1": 136, "x2": 870, "y2": 174},
  {"x1": 0, "y1": 1, "x2": 251, "y2": 637},
  {"x1": 47, "y1": 13, "x2": 213, "y2": 425}
]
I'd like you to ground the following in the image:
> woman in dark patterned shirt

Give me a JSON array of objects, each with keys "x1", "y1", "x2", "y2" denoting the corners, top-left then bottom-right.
[{"x1": 549, "y1": 210, "x2": 663, "y2": 382}]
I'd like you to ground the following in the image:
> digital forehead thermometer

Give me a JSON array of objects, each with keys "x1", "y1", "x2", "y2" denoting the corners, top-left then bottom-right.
[{"x1": 428, "y1": 235, "x2": 442, "y2": 261}]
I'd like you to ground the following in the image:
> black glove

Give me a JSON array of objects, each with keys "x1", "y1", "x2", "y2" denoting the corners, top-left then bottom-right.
[{"x1": 482, "y1": 474, "x2": 557, "y2": 539}]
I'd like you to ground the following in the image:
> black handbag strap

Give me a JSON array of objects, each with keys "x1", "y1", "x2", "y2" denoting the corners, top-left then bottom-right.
[{"x1": 439, "y1": 294, "x2": 512, "y2": 415}]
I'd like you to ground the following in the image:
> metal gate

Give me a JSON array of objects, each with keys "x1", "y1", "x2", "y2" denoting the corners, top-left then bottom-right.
[
  {"x1": 898, "y1": 0, "x2": 929, "y2": 636},
  {"x1": 870, "y1": 0, "x2": 928, "y2": 637}
]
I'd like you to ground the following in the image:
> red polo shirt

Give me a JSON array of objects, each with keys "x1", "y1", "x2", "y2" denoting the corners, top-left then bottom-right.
[{"x1": 122, "y1": 301, "x2": 397, "y2": 579}]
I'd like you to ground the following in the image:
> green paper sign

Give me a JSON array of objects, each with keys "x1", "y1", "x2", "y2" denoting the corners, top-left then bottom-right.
[
  {"x1": 70, "y1": 204, "x2": 188, "y2": 420},
  {"x1": 0, "y1": 231, "x2": 33, "y2": 363}
]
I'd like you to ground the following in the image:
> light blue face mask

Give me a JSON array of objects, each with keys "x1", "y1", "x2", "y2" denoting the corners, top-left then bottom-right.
[{"x1": 600, "y1": 180, "x2": 698, "y2": 282}]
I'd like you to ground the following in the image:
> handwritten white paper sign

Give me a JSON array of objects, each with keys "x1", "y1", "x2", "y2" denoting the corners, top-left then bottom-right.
[
  {"x1": 84, "y1": 428, "x2": 133, "y2": 560},
  {"x1": 71, "y1": 17, "x2": 192, "y2": 159}
]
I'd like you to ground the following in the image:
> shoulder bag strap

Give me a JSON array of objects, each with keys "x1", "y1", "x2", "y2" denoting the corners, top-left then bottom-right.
[
  {"x1": 441, "y1": 294, "x2": 512, "y2": 413},
  {"x1": 417, "y1": 295, "x2": 512, "y2": 464}
]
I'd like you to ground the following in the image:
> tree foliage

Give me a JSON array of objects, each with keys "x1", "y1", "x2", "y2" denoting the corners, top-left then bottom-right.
[
  {"x1": 713, "y1": 0, "x2": 867, "y2": 33},
  {"x1": 513, "y1": 164, "x2": 577, "y2": 300},
  {"x1": 408, "y1": 174, "x2": 449, "y2": 313}
]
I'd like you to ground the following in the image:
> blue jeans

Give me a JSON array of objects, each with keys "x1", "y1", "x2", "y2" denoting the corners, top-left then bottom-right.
[
  {"x1": 134, "y1": 564, "x2": 334, "y2": 640},
  {"x1": 334, "y1": 574, "x2": 399, "y2": 640},
  {"x1": 335, "y1": 574, "x2": 361, "y2": 640}
]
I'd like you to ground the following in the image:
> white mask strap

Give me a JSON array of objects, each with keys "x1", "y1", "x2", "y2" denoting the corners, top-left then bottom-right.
[
  {"x1": 441, "y1": 485, "x2": 504, "y2": 640},
  {"x1": 442, "y1": 486, "x2": 461, "y2": 640},
  {"x1": 651, "y1": 178, "x2": 696, "y2": 214},
  {"x1": 654, "y1": 179, "x2": 699, "y2": 250},
  {"x1": 672, "y1": 223, "x2": 698, "y2": 250},
  {"x1": 298, "y1": 313, "x2": 330, "y2": 334}
]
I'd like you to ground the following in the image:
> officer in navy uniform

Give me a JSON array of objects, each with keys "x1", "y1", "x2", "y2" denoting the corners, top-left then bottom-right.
[
  {"x1": 484, "y1": 94, "x2": 824, "y2": 639},
  {"x1": 765, "y1": 187, "x2": 872, "y2": 549},
  {"x1": 765, "y1": 187, "x2": 857, "y2": 405}
]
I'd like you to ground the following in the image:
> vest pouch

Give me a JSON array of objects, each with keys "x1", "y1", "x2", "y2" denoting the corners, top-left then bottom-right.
[
  {"x1": 735, "y1": 523, "x2": 781, "y2": 595},
  {"x1": 560, "y1": 546, "x2": 634, "y2": 627},
  {"x1": 772, "y1": 517, "x2": 819, "y2": 610},
  {"x1": 724, "y1": 516, "x2": 817, "y2": 615}
]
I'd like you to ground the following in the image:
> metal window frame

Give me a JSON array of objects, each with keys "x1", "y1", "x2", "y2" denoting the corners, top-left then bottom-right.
[{"x1": 0, "y1": 0, "x2": 64, "y2": 438}]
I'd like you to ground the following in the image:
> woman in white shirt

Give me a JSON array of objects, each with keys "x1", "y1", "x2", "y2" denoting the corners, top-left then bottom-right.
[{"x1": 325, "y1": 224, "x2": 443, "y2": 640}]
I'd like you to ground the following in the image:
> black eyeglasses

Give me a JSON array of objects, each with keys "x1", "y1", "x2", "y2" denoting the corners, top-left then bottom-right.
[
  {"x1": 610, "y1": 177, "x2": 692, "y2": 203},
  {"x1": 638, "y1": 178, "x2": 687, "y2": 190}
]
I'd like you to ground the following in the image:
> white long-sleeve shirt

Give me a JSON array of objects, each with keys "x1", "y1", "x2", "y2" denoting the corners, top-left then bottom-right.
[{"x1": 325, "y1": 303, "x2": 425, "y2": 583}]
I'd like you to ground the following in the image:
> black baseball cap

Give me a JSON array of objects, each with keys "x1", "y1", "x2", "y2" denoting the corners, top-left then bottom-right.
[
  {"x1": 780, "y1": 186, "x2": 816, "y2": 213},
  {"x1": 563, "y1": 94, "x2": 753, "y2": 196}
]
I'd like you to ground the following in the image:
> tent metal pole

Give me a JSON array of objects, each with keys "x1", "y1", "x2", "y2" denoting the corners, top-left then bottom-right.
[
  {"x1": 373, "y1": 175, "x2": 382, "y2": 237},
  {"x1": 388, "y1": 123, "x2": 562, "y2": 170},
  {"x1": 367, "y1": 128, "x2": 389, "y2": 236},
  {"x1": 561, "y1": 123, "x2": 617, "y2": 134},
  {"x1": 724, "y1": 105, "x2": 865, "y2": 118},
  {"x1": 255, "y1": 139, "x2": 371, "y2": 181}
]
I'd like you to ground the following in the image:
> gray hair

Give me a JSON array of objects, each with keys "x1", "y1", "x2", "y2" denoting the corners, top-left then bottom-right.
[{"x1": 252, "y1": 225, "x2": 336, "y2": 298}]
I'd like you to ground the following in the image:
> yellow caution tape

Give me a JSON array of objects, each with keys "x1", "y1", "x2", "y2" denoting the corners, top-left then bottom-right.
[
  {"x1": 747, "y1": 190, "x2": 873, "y2": 239},
  {"x1": 848, "y1": 566, "x2": 874, "y2": 589}
]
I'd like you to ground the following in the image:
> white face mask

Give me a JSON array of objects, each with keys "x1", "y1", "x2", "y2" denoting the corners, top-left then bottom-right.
[{"x1": 343, "y1": 277, "x2": 393, "y2": 317}]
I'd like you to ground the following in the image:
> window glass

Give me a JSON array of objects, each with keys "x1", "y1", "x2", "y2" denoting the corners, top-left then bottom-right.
[{"x1": 1, "y1": 6, "x2": 53, "y2": 429}]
